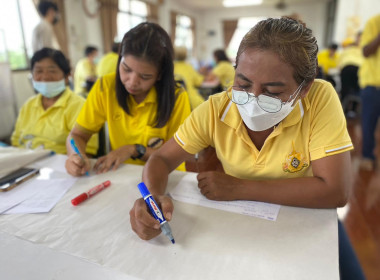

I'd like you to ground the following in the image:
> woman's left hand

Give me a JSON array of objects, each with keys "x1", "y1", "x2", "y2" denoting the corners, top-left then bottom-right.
[
  {"x1": 197, "y1": 171, "x2": 241, "y2": 201},
  {"x1": 94, "y1": 145, "x2": 134, "y2": 173}
]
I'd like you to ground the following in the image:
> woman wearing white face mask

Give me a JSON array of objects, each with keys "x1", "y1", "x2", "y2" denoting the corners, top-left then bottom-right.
[
  {"x1": 130, "y1": 17, "x2": 365, "y2": 278},
  {"x1": 130, "y1": 16, "x2": 355, "y2": 237},
  {"x1": 11, "y1": 48, "x2": 98, "y2": 155}
]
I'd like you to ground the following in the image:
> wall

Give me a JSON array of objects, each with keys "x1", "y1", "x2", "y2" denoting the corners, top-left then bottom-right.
[
  {"x1": 193, "y1": 0, "x2": 329, "y2": 62},
  {"x1": 64, "y1": 0, "x2": 103, "y2": 67},
  {"x1": 334, "y1": 0, "x2": 380, "y2": 44}
]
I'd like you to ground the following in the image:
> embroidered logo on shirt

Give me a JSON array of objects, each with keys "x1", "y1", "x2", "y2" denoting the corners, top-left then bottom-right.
[{"x1": 282, "y1": 142, "x2": 308, "y2": 173}]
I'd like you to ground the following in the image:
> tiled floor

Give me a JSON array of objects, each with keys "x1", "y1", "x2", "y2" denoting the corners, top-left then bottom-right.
[{"x1": 342, "y1": 118, "x2": 380, "y2": 280}]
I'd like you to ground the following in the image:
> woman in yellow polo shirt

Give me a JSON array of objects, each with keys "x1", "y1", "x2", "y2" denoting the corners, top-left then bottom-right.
[
  {"x1": 11, "y1": 48, "x2": 98, "y2": 155},
  {"x1": 204, "y1": 49, "x2": 235, "y2": 90},
  {"x1": 130, "y1": 16, "x2": 354, "y2": 235},
  {"x1": 65, "y1": 22, "x2": 191, "y2": 176},
  {"x1": 130, "y1": 17, "x2": 364, "y2": 278}
]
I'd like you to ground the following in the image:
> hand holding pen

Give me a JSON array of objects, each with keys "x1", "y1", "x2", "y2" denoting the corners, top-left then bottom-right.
[
  {"x1": 130, "y1": 185, "x2": 175, "y2": 243},
  {"x1": 65, "y1": 138, "x2": 91, "y2": 177}
]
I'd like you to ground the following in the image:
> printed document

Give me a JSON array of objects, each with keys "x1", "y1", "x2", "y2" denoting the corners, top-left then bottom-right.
[{"x1": 170, "y1": 173, "x2": 281, "y2": 221}]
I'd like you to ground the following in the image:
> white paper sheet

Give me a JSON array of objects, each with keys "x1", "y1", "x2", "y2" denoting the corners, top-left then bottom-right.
[
  {"x1": 1, "y1": 173, "x2": 77, "y2": 214},
  {"x1": 170, "y1": 173, "x2": 281, "y2": 221}
]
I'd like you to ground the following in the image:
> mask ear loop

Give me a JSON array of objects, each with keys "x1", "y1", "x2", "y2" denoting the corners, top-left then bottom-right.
[{"x1": 288, "y1": 81, "x2": 305, "y2": 107}]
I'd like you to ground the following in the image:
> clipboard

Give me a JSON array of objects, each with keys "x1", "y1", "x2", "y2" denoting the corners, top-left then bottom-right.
[{"x1": 0, "y1": 167, "x2": 40, "y2": 192}]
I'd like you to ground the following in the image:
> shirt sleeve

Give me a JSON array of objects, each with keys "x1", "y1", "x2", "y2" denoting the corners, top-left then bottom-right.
[
  {"x1": 360, "y1": 16, "x2": 376, "y2": 47},
  {"x1": 11, "y1": 106, "x2": 26, "y2": 147},
  {"x1": 308, "y1": 81, "x2": 353, "y2": 160},
  {"x1": 76, "y1": 77, "x2": 107, "y2": 133},
  {"x1": 174, "y1": 98, "x2": 213, "y2": 154},
  {"x1": 66, "y1": 95, "x2": 99, "y2": 155}
]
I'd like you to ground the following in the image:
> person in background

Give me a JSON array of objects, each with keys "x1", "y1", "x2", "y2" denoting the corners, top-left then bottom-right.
[
  {"x1": 65, "y1": 22, "x2": 191, "y2": 176},
  {"x1": 11, "y1": 48, "x2": 98, "y2": 155},
  {"x1": 74, "y1": 45, "x2": 99, "y2": 97},
  {"x1": 338, "y1": 33, "x2": 364, "y2": 117},
  {"x1": 174, "y1": 46, "x2": 205, "y2": 110},
  {"x1": 358, "y1": 14, "x2": 380, "y2": 171},
  {"x1": 97, "y1": 42, "x2": 121, "y2": 77},
  {"x1": 204, "y1": 49, "x2": 235, "y2": 90},
  {"x1": 317, "y1": 43, "x2": 339, "y2": 87},
  {"x1": 32, "y1": 1, "x2": 60, "y2": 53},
  {"x1": 129, "y1": 17, "x2": 365, "y2": 280}
]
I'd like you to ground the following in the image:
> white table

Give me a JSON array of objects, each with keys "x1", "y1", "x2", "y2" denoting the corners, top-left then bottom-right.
[{"x1": 0, "y1": 155, "x2": 339, "y2": 280}]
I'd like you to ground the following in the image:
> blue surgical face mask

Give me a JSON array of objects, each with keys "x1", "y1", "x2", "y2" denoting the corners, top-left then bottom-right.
[{"x1": 32, "y1": 79, "x2": 66, "y2": 98}]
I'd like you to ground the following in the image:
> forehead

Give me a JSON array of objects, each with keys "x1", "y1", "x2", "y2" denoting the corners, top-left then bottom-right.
[
  {"x1": 121, "y1": 55, "x2": 158, "y2": 75},
  {"x1": 236, "y1": 48, "x2": 295, "y2": 84},
  {"x1": 33, "y1": 57, "x2": 60, "y2": 69}
]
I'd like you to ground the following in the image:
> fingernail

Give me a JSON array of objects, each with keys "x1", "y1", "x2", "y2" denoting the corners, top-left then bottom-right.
[
  {"x1": 166, "y1": 212, "x2": 172, "y2": 220},
  {"x1": 154, "y1": 223, "x2": 160, "y2": 230}
]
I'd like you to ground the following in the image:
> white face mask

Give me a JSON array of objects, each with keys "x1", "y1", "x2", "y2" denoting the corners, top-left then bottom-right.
[
  {"x1": 235, "y1": 83, "x2": 304, "y2": 131},
  {"x1": 32, "y1": 79, "x2": 66, "y2": 98}
]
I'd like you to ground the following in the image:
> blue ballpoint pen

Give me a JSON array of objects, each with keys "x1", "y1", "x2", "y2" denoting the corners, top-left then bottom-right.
[
  {"x1": 70, "y1": 138, "x2": 89, "y2": 176},
  {"x1": 137, "y1": 182, "x2": 175, "y2": 244}
]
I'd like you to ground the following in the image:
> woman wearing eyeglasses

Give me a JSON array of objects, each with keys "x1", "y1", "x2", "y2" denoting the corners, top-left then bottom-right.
[{"x1": 130, "y1": 17, "x2": 353, "y2": 238}]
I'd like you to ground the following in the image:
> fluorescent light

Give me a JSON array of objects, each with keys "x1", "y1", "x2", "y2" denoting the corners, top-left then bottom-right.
[{"x1": 223, "y1": 0, "x2": 263, "y2": 7}]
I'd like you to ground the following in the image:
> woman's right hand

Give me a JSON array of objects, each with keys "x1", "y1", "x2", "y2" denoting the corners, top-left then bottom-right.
[
  {"x1": 129, "y1": 195, "x2": 174, "y2": 241},
  {"x1": 65, "y1": 154, "x2": 91, "y2": 176}
]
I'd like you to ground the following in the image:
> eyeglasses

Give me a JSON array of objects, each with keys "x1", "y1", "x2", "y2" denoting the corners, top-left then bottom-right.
[{"x1": 227, "y1": 81, "x2": 305, "y2": 113}]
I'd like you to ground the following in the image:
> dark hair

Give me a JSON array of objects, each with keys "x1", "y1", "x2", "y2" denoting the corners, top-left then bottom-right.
[
  {"x1": 236, "y1": 17, "x2": 318, "y2": 85},
  {"x1": 115, "y1": 22, "x2": 176, "y2": 128},
  {"x1": 31, "y1": 47, "x2": 71, "y2": 75},
  {"x1": 38, "y1": 1, "x2": 58, "y2": 16},
  {"x1": 85, "y1": 46, "x2": 98, "y2": 56},
  {"x1": 329, "y1": 43, "x2": 338, "y2": 50},
  {"x1": 111, "y1": 42, "x2": 120, "y2": 53},
  {"x1": 213, "y1": 49, "x2": 230, "y2": 62}
]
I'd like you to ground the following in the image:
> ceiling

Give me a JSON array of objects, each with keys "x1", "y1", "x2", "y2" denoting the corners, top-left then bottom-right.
[{"x1": 172, "y1": 0, "x2": 323, "y2": 10}]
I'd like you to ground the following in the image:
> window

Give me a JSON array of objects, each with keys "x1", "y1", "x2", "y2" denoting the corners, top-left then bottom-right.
[
  {"x1": 174, "y1": 14, "x2": 194, "y2": 58},
  {"x1": 117, "y1": 0, "x2": 147, "y2": 41},
  {"x1": 226, "y1": 17, "x2": 265, "y2": 60},
  {"x1": 0, "y1": 0, "x2": 39, "y2": 70}
]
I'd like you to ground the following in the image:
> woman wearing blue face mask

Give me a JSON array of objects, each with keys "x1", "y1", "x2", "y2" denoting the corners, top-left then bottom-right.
[{"x1": 11, "y1": 48, "x2": 98, "y2": 155}]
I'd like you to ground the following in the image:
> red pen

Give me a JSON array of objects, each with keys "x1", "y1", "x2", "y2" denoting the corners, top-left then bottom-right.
[{"x1": 71, "y1": 180, "x2": 111, "y2": 206}]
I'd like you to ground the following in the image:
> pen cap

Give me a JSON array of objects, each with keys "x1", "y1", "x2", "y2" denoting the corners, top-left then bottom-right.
[
  {"x1": 137, "y1": 182, "x2": 150, "y2": 198},
  {"x1": 71, "y1": 193, "x2": 88, "y2": 206}
]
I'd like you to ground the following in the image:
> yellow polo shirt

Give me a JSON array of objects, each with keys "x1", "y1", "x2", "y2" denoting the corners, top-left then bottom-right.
[
  {"x1": 212, "y1": 61, "x2": 235, "y2": 89},
  {"x1": 97, "y1": 52, "x2": 119, "y2": 77},
  {"x1": 76, "y1": 73, "x2": 191, "y2": 168},
  {"x1": 11, "y1": 88, "x2": 98, "y2": 155},
  {"x1": 338, "y1": 46, "x2": 363, "y2": 69},
  {"x1": 359, "y1": 14, "x2": 380, "y2": 88},
  {"x1": 318, "y1": 49, "x2": 339, "y2": 75},
  {"x1": 174, "y1": 61, "x2": 205, "y2": 110},
  {"x1": 175, "y1": 79, "x2": 353, "y2": 180},
  {"x1": 74, "y1": 58, "x2": 97, "y2": 95}
]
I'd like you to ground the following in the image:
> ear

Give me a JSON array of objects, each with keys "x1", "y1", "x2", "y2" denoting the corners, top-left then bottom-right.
[
  {"x1": 65, "y1": 76, "x2": 70, "y2": 85},
  {"x1": 300, "y1": 81, "x2": 313, "y2": 98}
]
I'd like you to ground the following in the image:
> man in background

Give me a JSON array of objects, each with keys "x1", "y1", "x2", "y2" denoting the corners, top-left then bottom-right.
[
  {"x1": 317, "y1": 43, "x2": 339, "y2": 87},
  {"x1": 359, "y1": 14, "x2": 380, "y2": 171},
  {"x1": 32, "y1": 1, "x2": 60, "y2": 53},
  {"x1": 74, "y1": 45, "x2": 99, "y2": 97}
]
